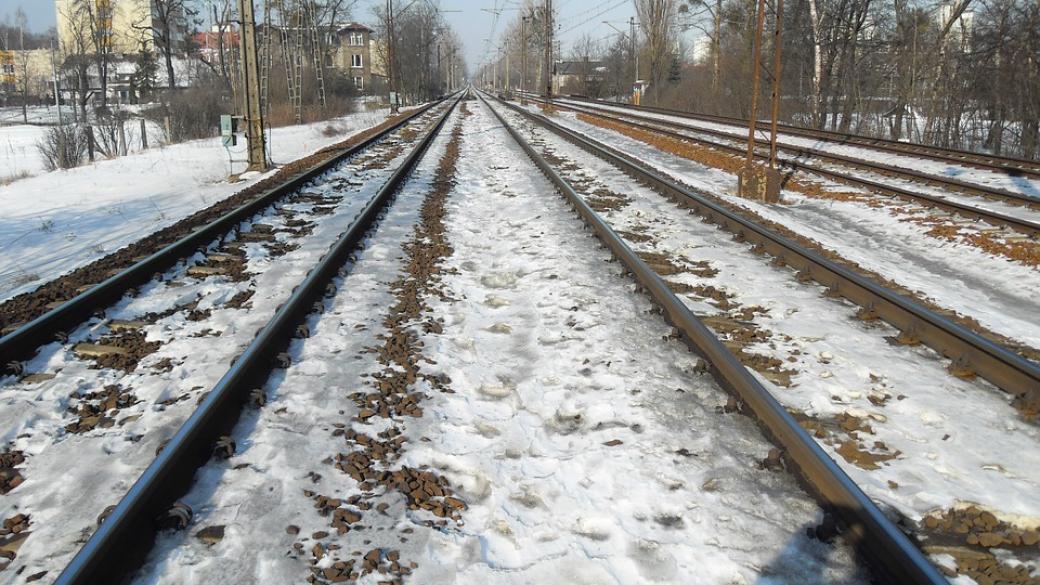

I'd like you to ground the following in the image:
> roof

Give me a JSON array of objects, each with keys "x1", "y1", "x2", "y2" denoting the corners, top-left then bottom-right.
[
  {"x1": 338, "y1": 22, "x2": 373, "y2": 33},
  {"x1": 557, "y1": 61, "x2": 606, "y2": 76}
]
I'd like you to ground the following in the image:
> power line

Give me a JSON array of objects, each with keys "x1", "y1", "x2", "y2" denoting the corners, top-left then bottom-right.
[{"x1": 558, "y1": 0, "x2": 629, "y2": 36}]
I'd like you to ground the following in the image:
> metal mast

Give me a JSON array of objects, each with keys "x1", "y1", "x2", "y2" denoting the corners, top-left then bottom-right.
[
  {"x1": 305, "y1": 0, "x2": 327, "y2": 109},
  {"x1": 543, "y1": 0, "x2": 553, "y2": 102}
]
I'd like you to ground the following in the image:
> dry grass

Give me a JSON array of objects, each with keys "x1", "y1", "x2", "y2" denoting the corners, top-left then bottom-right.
[{"x1": 0, "y1": 170, "x2": 32, "y2": 186}]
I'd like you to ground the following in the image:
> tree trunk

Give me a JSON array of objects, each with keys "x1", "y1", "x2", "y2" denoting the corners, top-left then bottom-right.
[
  {"x1": 164, "y1": 48, "x2": 176, "y2": 90},
  {"x1": 712, "y1": 0, "x2": 722, "y2": 99},
  {"x1": 808, "y1": 0, "x2": 824, "y2": 129}
]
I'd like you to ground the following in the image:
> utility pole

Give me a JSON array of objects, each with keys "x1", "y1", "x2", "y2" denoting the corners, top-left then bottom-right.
[
  {"x1": 768, "y1": 0, "x2": 784, "y2": 169},
  {"x1": 238, "y1": 0, "x2": 268, "y2": 171},
  {"x1": 49, "y1": 41, "x2": 63, "y2": 125},
  {"x1": 543, "y1": 0, "x2": 553, "y2": 103},
  {"x1": 505, "y1": 46, "x2": 511, "y2": 93},
  {"x1": 630, "y1": 16, "x2": 637, "y2": 86},
  {"x1": 736, "y1": 0, "x2": 778, "y2": 202},
  {"x1": 384, "y1": 0, "x2": 395, "y2": 112},
  {"x1": 521, "y1": 14, "x2": 529, "y2": 103}
]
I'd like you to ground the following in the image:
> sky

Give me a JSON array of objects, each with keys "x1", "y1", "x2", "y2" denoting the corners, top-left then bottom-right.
[
  {"x1": 0, "y1": 0, "x2": 652, "y2": 74},
  {"x1": 0, "y1": 0, "x2": 56, "y2": 32}
]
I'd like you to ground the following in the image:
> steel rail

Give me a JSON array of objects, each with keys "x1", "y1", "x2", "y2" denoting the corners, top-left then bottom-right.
[
  {"x1": 496, "y1": 96, "x2": 1040, "y2": 418},
  {"x1": 52, "y1": 94, "x2": 462, "y2": 585},
  {"x1": 478, "y1": 91, "x2": 948, "y2": 585},
  {"x1": 537, "y1": 98, "x2": 1040, "y2": 237},
  {"x1": 0, "y1": 100, "x2": 442, "y2": 372},
  {"x1": 553, "y1": 93, "x2": 1040, "y2": 180},
  {"x1": 555, "y1": 99, "x2": 1040, "y2": 209}
]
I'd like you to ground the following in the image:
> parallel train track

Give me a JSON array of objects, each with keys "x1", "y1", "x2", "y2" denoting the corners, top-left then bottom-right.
[
  {"x1": 478, "y1": 91, "x2": 950, "y2": 584},
  {"x1": 529, "y1": 96, "x2": 1040, "y2": 238},
  {"x1": 0, "y1": 96, "x2": 461, "y2": 584},
  {"x1": 555, "y1": 94, "x2": 1040, "y2": 182}
]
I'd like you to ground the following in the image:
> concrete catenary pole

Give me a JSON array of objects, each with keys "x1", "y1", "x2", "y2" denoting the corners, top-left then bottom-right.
[
  {"x1": 543, "y1": 0, "x2": 553, "y2": 102},
  {"x1": 388, "y1": 0, "x2": 399, "y2": 113},
  {"x1": 238, "y1": 0, "x2": 268, "y2": 171},
  {"x1": 521, "y1": 15, "x2": 529, "y2": 102}
]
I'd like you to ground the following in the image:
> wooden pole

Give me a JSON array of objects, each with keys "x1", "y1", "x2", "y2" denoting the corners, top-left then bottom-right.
[{"x1": 768, "y1": 0, "x2": 784, "y2": 169}]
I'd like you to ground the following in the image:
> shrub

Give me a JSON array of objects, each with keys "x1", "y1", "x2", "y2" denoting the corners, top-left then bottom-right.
[
  {"x1": 149, "y1": 82, "x2": 233, "y2": 144},
  {"x1": 37, "y1": 124, "x2": 88, "y2": 170}
]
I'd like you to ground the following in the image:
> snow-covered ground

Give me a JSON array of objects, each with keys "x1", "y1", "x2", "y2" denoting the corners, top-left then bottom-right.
[
  {"x1": 559, "y1": 98, "x2": 1040, "y2": 202},
  {"x1": 0, "y1": 108, "x2": 391, "y2": 302},
  {"x1": 0, "y1": 106, "x2": 66, "y2": 126},
  {"x1": 494, "y1": 100, "x2": 1040, "y2": 582},
  {"x1": 128, "y1": 99, "x2": 867, "y2": 585},
  {"x1": 0, "y1": 106, "x2": 444, "y2": 582},
  {"x1": 529, "y1": 105, "x2": 1040, "y2": 352},
  {"x1": 0, "y1": 124, "x2": 49, "y2": 181},
  {"x1": 566, "y1": 102, "x2": 1040, "y2": 229}
]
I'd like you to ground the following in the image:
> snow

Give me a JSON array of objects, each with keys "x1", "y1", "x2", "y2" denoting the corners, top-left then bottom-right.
[
  {"x1": 528, "y1": 105, "x2": 1040, "y2": 352},
  {"x1": 493, "y1": 100, "x2": 1040, "y2": 576},
  {"x1": 0, "y1": 107, "x2": 442, "y2": 582},
  {"x1": 0, "y1": 124, "x2": 49, "y2": 180},
  {"x1": 557, "y1": 98, "x2": 1040, "y2": 203},
  {"x1": 0, "y1": 108, "x2": 392, "y2": 302},
  {"x1": 129, "y1": 100, "x2": 867, "y2": 584}
]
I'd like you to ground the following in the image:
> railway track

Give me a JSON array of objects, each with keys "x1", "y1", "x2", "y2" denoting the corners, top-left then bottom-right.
[
  {"x1": 496, "y1": 95, "x2": 1040, "y2": 409},
  {"x1": 0, "y1": 96, "x2": 461, "y2": 583},
  {"x1": 2, "y1": 90, "x2": 1036, "y2": 585},
  {"x1": 0, "y1": 101, "x2": 441, "y2": 371},
  {"x1": 111, "y1": 92, "x2": 896, "y2": 585},
  {"x1": 554, "y1": 94, "x2": 1040, "y2": 183},
  {"x1": 476, "y1": 91, "x2": 950, "y2": 584},
  {"x1": 533, "y1": 97, "x2": 1040, "y2": 238}
]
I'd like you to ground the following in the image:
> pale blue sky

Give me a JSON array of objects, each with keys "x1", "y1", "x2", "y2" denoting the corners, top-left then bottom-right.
[{"x1": 0, "y1": 0, "x2": 648, "y2": 73}]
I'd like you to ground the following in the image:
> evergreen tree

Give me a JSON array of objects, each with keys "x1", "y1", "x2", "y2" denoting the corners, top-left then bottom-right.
[
  {"x1": 668, "y1": 54, "x2": 681, "y2": 84},
  {"x1": 132, "y1": 45, "x2": 159, "y2": 102}
]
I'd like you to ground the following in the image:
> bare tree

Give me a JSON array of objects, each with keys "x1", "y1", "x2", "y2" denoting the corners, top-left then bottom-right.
[
  {"x1": 372, "y1": 0, "x2": 455, "y2": 104},
  {"x1": 133, "y1": 0, "x2": 191, "y2": 89},
  {"x1": 57, "y1": 1, "x2": 94, "y2": 120},
  {"x1": 634, "y1": 0, "x2": 677, "y2": 104},
  {"x1": 15, "y1": 8, "x2": 29, "y2": 123},
  {"x1": 69, "y1": 0, "x2": 117, "y2": 110}
]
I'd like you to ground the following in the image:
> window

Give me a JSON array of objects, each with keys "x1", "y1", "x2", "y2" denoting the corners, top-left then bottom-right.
[
  {"x1": 353, "y1": 76, "x2": 364, "y2": 90},
  {"x1": 350, "y1": 32, "x2": 364, "y2": 46},
  {"x1": 351, "y1": 53, "x2": 363, "y2": 68}
]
